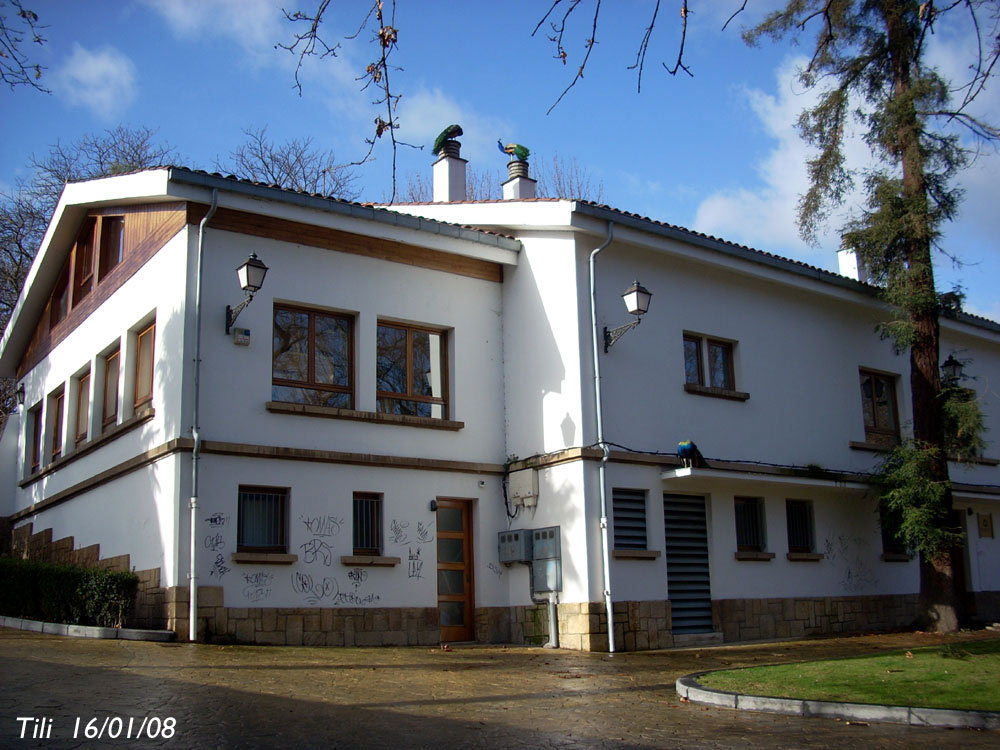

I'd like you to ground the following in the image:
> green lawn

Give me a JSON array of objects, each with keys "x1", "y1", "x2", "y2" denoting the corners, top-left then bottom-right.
[{"x1": 697, "y1": 638, "x2": 1000, "y2": 712}]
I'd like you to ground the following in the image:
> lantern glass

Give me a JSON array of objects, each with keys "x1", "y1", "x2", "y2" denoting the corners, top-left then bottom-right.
[
  {"x1": 622, "y1": 281, "x2": 652, "y2": 317},
  {"x1": 941, "y1": 354, "x2": 963, "y2": 382},
  {"x1": 237, "y1": 253, "x2": 268, "y2": 293}
]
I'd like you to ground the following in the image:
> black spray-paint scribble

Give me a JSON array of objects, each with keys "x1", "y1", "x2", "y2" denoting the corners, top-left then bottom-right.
[
  {"x1": 292, "y1": 572, "x2": 381, "y2": 606},
  {"x1": 300, "y1": 538, "x2": 334, "y2": 566},
  {"x1": 300, "y1": 515, "x2": 343, "y2": 537},
  {"x1": 390, "y1": 519, "x2": 410, "y2": 545}
]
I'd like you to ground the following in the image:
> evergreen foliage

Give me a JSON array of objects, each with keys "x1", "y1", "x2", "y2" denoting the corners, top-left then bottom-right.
[{"x1": 0, "y1": 557, "x2": 139, "y2": 628}]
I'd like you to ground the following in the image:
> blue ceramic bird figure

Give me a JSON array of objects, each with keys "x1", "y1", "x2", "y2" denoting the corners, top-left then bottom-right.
[{"x1": 677, "y1": 440, "x2": 706, "y2": 469}]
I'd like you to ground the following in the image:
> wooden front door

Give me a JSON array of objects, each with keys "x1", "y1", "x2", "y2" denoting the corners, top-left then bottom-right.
[{"x1": 436, "y1": 498, "x2": 475, "y2": 642}]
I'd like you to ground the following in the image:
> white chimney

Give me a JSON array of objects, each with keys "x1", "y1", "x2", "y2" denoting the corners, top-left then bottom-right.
[
  {"x1": 502, "y1": 159, "x2": 536, "y2": 200},
  {"x1": 837, "y1": 248, "x2": 872, "y2": 283},
  {"x1": 433, "y1": 140, "x2": 467, "y2": 202}
]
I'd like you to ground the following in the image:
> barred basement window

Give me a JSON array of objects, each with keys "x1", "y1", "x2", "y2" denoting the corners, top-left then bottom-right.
[
  {"x1": 785, "y1": 499, "x2": 815, "y2": 553},
  {"x1": 612, "y1": 488, "x2": 648, "y2": 549},
  {"x1": 237, "y1": 486, "x2": 289, "y2": 553},
  {"x1": 879, "y1": 502, "x2": 907, "y2": 556},
  {"x1": 353, "y1": 492, "x2": 383, "y2": 555},
  {"x1": 735, "y1": 497, "x2": 766, "y2": 552}
]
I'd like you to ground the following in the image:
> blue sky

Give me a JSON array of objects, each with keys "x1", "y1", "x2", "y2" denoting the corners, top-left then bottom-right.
[{"x1": 2, "y1": 1, "x2": 997, "y2": 321}]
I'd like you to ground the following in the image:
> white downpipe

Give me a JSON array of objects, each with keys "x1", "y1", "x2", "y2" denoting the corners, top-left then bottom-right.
[
  {"x1": 588, "y1": 220, "x2": 616, "y2": 653},
  {"x1": 189, "y1": 189, "x2": 218, "y2": 642}
]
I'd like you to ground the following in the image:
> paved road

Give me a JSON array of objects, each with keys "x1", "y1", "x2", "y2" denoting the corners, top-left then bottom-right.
[{"x1": 1, "y1": 627, "x2": 997, "y2": 749}]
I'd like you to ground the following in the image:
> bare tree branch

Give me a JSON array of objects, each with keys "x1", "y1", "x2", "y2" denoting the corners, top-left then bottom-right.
[
  {"x1": 627, "y1": 0, "x2": 662, "y2": 92},
  {"x1": 544, "y1": 0, "x2": 602, "y2": 114},
  {"x1": 0, "y1": 1, "x2": 48, "y2": 92},
  {"x1": 663, "y1": 1, "x2": 694, "y2": 77},
  {"x1": 216, "y1": 127, "x2": 359, "y2": 199},
  {"x1": 722, "y1": 1, "x2": 749, "y2": 32},
  {"x1": 279, "y1": 1, "x2": 420, "y2": 203}
]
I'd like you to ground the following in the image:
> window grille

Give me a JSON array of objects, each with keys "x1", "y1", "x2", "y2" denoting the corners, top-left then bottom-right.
[
  {"x1": 237, "y1": 486, "x2": 288, "y2": 552},
  {"x1": 353, "y1": 492, "x2": 383, "y2": 555},
  {"x1": 735, "y1": 497, "x2": 766, "y2": 551},
  {"x1": 612, "y1": 488, "x2": 648, "y2": 549},
  {"x1": 785, "y1": 499, "x2": 814, "y2": 553}
]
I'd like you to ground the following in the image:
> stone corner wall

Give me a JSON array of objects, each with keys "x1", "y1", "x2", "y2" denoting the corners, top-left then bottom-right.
[{"x1": 9, "y1": 522, "x2": 167, "y2": 629}]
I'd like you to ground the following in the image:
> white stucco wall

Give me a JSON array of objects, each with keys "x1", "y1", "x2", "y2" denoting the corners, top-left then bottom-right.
[
  {"x1": 194, "y1": 226, "x2": 505, "y2": 464},
  {"x1": 189, "y1": 456, "x2": 504, "y2": 609}
]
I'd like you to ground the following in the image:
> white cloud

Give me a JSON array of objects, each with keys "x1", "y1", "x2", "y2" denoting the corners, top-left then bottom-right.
[
  {"x1": 692, "y1": 56, "x2": 870, "y2": 263},
  {"x1": 395, "y1": 88, "x2": 514, "y2": 165},
  {"x1": 141, "y1": 0, "x2": 285, "y2": 64},
  {"x1": 52, "y1": 44, "x2": 137, "y2": 120}
]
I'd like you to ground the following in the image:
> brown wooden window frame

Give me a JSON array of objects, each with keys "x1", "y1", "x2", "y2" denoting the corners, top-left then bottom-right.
[
  {"x1": 683, "y1": 335, "x2": 704, "y2": 386},
  {"x1": 271, "y1": 304, "x2": 355, "y2": 409},
  {"x1": 49, "y1": 260, "x2": 70, "y2": 329},
  {"x1": 72, "y1": 217, "x2": 97, "y2": 306},
  {"x1": 49, "y1": 388, "x2": 64, "y2": 462},
  {"x1": 859, "y1": 368, "x2": 900, "y2": 446},
  {"x1": 103, "y1": 349, "x2": 120, "y2": 431},
  {"x1": 237, "y1": 485, "x2": 289, "y2": 553},
  {"x1": 375, "y1": 321, "x2": 449, "y2": 419},
  {"x1": 134, "y1": 323, "x2": 155, "y2": 408},
  {"x1": 98, "y1": 215, "x2": 125, "y2": 279},
  {"x1": 683, "y1": 333, "x2": 737, "y2": 391},
  {"x1": 29, "y1": 403, "x2": 42, "y2": 474},
  {"x1": 75, "y1": 371, "x2": 91, "y2": 444},
  {"x1": 48, "y1": 215, "x2": 128, "y2": 332}
]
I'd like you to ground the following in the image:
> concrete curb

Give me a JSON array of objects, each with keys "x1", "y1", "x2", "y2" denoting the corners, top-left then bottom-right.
[
  {"x1": 0, "y1": 615, "x2": 176, "y2": 642},
  {"x1": 676, "y1": 672, "x2": 1000, "y2": 730}
]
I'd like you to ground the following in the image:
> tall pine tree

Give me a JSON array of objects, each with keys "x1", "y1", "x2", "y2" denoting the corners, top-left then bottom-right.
[{"x1": 746, "y1": 1, "x2": 998, "y2": 632}]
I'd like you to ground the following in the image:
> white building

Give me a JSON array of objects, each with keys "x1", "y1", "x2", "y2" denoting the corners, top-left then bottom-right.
[{"x1": 1, "y1": 151, "x2": 997, "y2": 650}]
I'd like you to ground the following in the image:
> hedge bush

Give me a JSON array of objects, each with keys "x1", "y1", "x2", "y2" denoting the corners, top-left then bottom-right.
[{"x1": 0, "y1": 557, "x2": 138, "y2": 628}]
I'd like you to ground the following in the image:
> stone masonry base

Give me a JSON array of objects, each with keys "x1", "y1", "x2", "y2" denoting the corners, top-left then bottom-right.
[
  {"x1": 180, "y1": 587, "x2": 439, "y2": 646},
  {"x1": 715, "y1": 594, "x2": 920, "y2": 641},
  {"x1": 12, "y1": 523, "x2": 972, "y2": 647},
  {"x1": 475, "y1": 600, "x2": 673, "y2": 652}
]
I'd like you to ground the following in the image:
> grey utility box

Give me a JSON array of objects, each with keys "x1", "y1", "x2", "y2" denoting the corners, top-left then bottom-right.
[
  {"x1": 531, "y1": 526, "x2": 562, "y2": 593},
  {"x1": 498, "y1": 529, "x2": 532, "y2": 564}
]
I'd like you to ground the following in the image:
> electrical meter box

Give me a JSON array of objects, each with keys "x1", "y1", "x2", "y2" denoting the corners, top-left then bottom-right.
[
  {"x1": 508, "y1": 468, "x2": 538, "y2": 507},
  {"x1": 531, "y1": 526, "x2": 562, "y2": 593},
  {"x1": 532, "y1": 527, "x2": 560, "y2": 559},
  {"x1": 498, "y1": 529, "x2": 532, "y2": 564}
]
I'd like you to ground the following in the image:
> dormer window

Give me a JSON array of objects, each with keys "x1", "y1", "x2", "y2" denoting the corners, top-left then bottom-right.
[
  {"x1": 73, "y1": 218, "x2": 97, "y2": 305},
  {"x1": 99, "y1": 216, "x2": 124, "y2": 277}
]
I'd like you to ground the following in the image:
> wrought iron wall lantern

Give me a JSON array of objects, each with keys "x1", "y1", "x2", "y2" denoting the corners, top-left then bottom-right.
[
  {"x1": 603, "y1": 280, "x2": 652, "y2": 352},
  {"x1": 225, "y1": 253, "x2": 269, "y2": 334}
]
